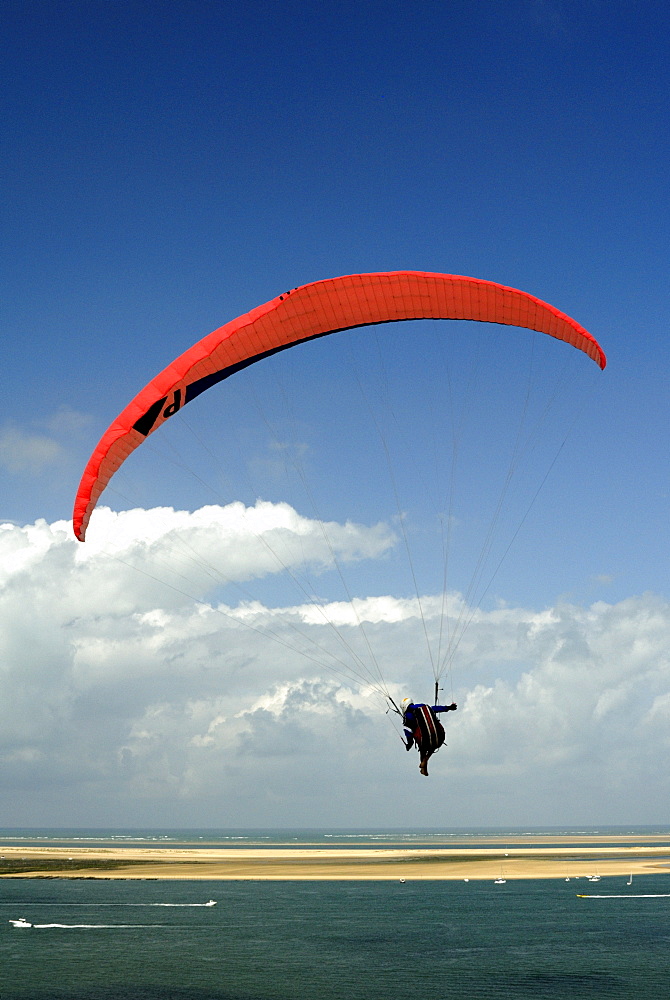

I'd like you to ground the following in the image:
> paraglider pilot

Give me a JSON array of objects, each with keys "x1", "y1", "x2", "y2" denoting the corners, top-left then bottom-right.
[{"x1": 402, "y1": 698, "x2": 457, "y2": 776}]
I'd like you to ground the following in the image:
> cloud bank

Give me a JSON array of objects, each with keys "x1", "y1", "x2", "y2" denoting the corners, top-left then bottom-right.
[{"x1": 1, "y1": 503, "x2": 668, "y2": 828}]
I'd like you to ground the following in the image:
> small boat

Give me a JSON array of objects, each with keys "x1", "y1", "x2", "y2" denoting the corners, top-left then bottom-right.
[
  {"x1": 9, "y1": 918, "x2": 32, "y2": 928},
  {"x1": 204, "y1": 899, "x2": 217, "y2": 906},
  {"x1": 627, "y1": 874, "x2": 633, "y2": 886},
  {"x1": 494, "y1": 877, "x2": 506, "y2": 884}
]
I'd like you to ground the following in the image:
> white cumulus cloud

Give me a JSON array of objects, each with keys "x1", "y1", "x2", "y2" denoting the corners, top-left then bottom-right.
[{"x1": 1, "y1": 505, "x2": 669, "y2": 828}]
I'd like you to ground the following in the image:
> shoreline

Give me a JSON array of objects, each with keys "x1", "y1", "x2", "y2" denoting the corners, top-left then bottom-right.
[{"x1": 2, "y1": 837, "x2": 669, "y2": 881}]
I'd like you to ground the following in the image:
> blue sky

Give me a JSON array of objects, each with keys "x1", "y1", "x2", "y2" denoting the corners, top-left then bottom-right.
[{"x1": 2, "y1": 1, "x2": 669, "y2": 828}]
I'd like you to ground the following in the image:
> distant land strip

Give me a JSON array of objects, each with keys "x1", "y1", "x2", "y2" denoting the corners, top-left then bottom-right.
[{"x1": 2, "y1": 838, "x2": 670, "y2": 881}]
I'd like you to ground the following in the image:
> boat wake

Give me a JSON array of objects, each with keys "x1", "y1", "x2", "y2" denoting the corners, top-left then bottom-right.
[
  {"x1": 9, "y1": 899, "x2": 217, "y2": 928},
  {"x1": 146, "y1": 900, "x2": 217, "y2": 907},
  {"x1": 12, "y1": 922, "x2": 167, "y2": 929},
  {"x1": 577, "y1": 894, "x2": 670, "y2": 899},
  {"x1": 10, "y1": 899, "x2": 216, "y2": 908},
  {"x1": 51, "y1": 922, "x2": 169, "y2": 928}
]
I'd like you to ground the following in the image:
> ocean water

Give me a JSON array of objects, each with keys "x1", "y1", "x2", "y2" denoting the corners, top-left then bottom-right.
[
  {"x1": 2, "y1": 825, "x2": 669, "y2": 849},
  {"x1": 2, "y1": 873, "x2": 670, "y2": 999}
]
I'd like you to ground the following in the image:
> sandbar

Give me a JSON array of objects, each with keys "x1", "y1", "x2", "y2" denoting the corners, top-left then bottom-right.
[{"x1": 2, "y1": 835, "x2": 670, "y2": 881}]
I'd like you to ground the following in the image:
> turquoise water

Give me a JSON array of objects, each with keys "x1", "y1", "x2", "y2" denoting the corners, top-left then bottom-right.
[
  {"x1": 2, "y1": 825, "x2": 670, "y2": 849},
  {"x1": 2, "y1": 875, "x2": 670, "y2": 999}
]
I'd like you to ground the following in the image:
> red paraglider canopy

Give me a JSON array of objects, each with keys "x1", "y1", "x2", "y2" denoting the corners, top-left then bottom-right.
[{"x1": 73, "y1": 271, "x2": 605, "y2": 541}]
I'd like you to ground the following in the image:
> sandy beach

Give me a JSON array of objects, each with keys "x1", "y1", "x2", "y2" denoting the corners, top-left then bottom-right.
[{"x1": 2, "y1": 834, "x2": 669, "y2": 881}]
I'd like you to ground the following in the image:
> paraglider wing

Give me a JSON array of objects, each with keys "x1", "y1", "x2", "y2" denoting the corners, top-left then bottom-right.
[{"x1": 73, "y1": 271, "x2": 605, "y2": 541}]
